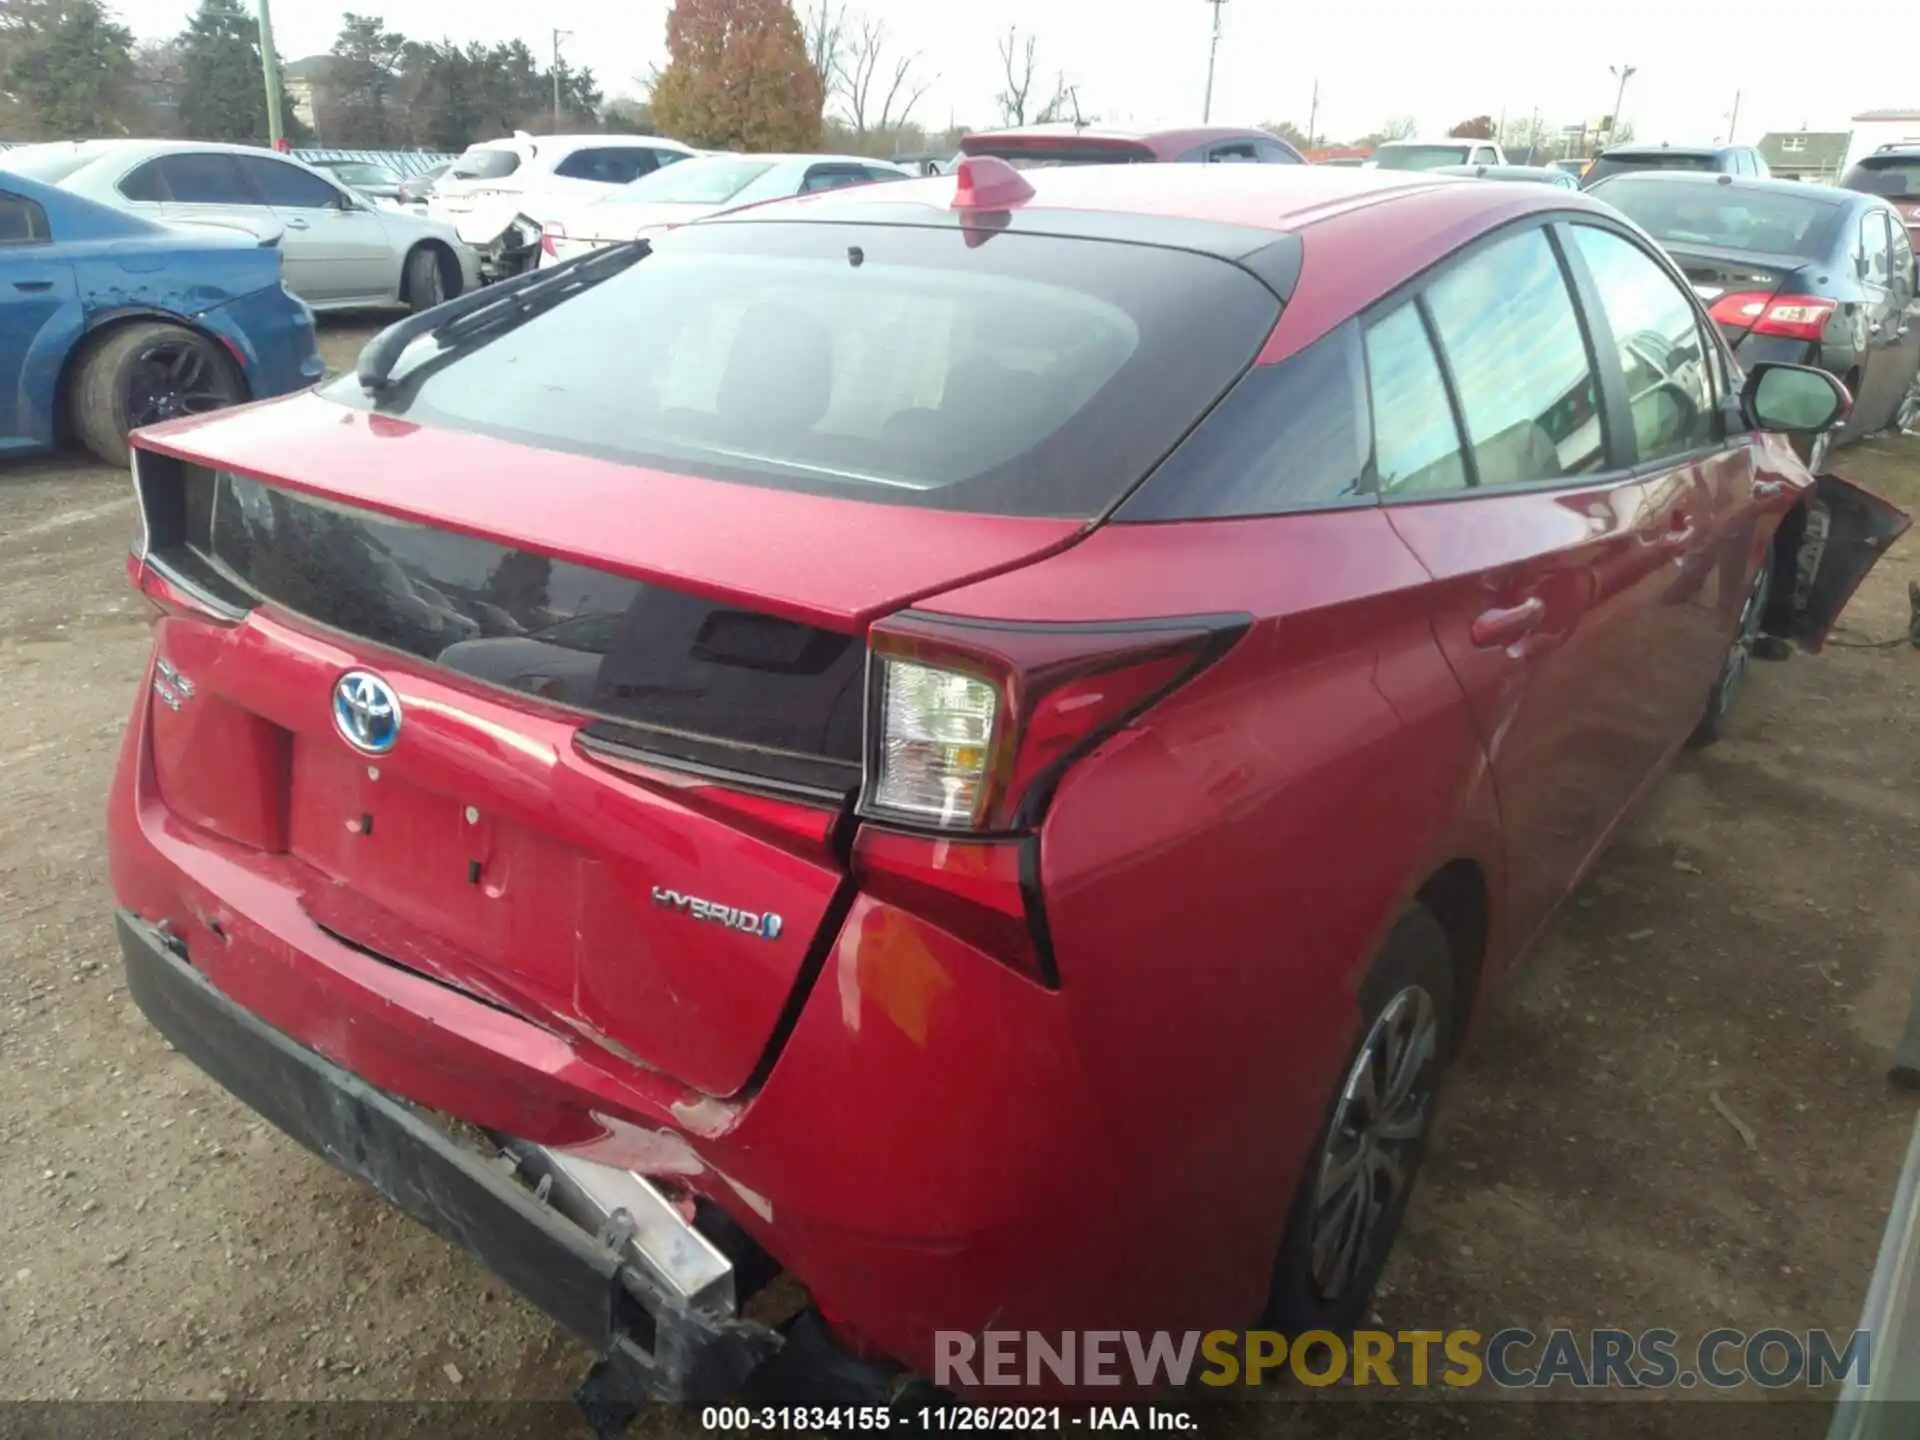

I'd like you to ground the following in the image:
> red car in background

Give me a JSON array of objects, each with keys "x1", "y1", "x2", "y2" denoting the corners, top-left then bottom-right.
[
  {"x1": 960, "y1": 122, "x2": 1304, "y2": 167},
  {"x1": 109, "y1": 159, "x2": 1902, "y2": 1407},
  {"x1": 1842, "y1": 143, "x2": 1920, "y2": 248}
]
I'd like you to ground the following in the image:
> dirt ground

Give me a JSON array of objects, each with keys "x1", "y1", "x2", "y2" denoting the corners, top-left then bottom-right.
[{"x1": 2, "y1": 315, "x2": 1918, "y2": 1438}]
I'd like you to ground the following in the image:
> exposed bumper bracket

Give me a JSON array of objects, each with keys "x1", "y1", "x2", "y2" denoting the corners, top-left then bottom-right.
[{"x1": 115, "y1": 909, "x2": 780, "y2": 1415}]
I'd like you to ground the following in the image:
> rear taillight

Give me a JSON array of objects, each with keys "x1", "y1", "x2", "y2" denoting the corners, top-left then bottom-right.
[
  {"x1": 854, "y1": 612, "x2": 1245, "y2": 986},
  {"x1": 540, "y1": 221, "x2": 565, "y2": 257},
  {"x1": 1708, "y1": 291, "x2": 1837, "y2": 341},
  {"x1": 860, "y1": 613, "x2": 1246, "y2": 835}
]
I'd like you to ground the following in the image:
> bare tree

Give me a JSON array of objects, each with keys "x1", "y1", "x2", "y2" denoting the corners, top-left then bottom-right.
[
  {"x1": 803, "y1": 0, "x2": 845, "y2": 93},
  {"x1": 1380, "y1": 114, "x2": 1417, "y2": 140},
  {"x1": 995, "y1": 25, "x2": 1066, "y2": 127},
  {"x1": 834, "y1": 15, "x2": 932, "y2": 137}
]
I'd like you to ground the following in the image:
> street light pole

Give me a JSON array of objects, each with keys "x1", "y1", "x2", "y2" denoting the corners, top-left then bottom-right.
[
  {"x1": 552, "y1": 29, "x2": 573, "y2": 127},
  {"x1": 1201, "y1": 0, "x2": 1226, "y2": 124},
  {"x1": 1609, "y1": 62, "x2": 1637, "y2": 140},
  {"x1": 257, "y1": 0, "x2": 284, "y2": 149}
]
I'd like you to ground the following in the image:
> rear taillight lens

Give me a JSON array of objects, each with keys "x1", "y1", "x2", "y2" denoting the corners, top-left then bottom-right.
[
  {"x1": 860, "y1": 613, "x2": 1247, "y2": 835},
  {"x1": 540, "y1": 221, "x2": 564, "y2": 257},
  {"x1": 1709, "y1": 291, "x2": 1837, "y2": 341}
]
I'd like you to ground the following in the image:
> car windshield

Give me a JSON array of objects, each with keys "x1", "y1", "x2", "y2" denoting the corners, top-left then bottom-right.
[
  {"x1": 322, "y1": 219, "x2": 1281, "y2": 518},
  {"x1": 1594, "y1": 178, "x2": 1838, "y2": 258},
  {"x1": 1372, "y1": 145, "x2": 1473, "y2": 171},
  {"x1": 450, "y1": 148, "x2": 520, "y2": 180},
  {"x1": 1847, "y1": 157, "x2": 1920, "y2": 197},
  {"x1": 0, "y1": 145, "x2": 103, "y2": 184},
  {"x1": 1585, "y1": 152, "x2": 1718, "y2": 182},
  {"x1": 324, "y1": 162, "x2": 399, "y2": 186},
  {"x1": 615, "y1": 158, "x2": 775, "y2": 204}
]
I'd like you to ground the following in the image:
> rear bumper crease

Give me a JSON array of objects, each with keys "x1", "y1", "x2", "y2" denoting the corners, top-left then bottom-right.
[{"x1": 115, "y1": 908, "x2": 780, "y2": 1401}]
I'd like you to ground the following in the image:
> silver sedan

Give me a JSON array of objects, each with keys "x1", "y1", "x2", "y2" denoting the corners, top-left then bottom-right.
[{"x1": 0, "y1": 140, "x2": 481, "y2": 311}]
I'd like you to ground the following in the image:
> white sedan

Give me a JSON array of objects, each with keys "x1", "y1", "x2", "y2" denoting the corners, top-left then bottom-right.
[
  {"x1": 538, "y1": 153, "x2": 912, "y2": 265},
  {"x1": 0, "y1": 139, "x2": 480, "y2": 311}
]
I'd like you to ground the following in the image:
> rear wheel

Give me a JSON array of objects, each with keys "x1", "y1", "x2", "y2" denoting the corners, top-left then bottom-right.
[
  {"x1": 1263, "y1": 905, "x2": 1455, "y2": 1334},
  {"x1": 403, "y1": 245, "x2": 448, "y2": 311},
  {"x1": 71, "y1": 322, "x2": 243, "y2": 469},
  {"x1": 1689, "y1": 556, "x2": 1772, "y2": 748}
]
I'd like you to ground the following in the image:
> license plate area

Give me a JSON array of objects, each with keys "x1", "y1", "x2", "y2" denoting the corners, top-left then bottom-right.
[{"x1": 286, "y1": 737, "x2": 578, "y2": 1006}]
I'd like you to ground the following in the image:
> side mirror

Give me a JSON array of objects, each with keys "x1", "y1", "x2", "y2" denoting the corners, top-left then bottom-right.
[{"x1": 1743, "y1": 362, "x2": 1851, "y2": 434}]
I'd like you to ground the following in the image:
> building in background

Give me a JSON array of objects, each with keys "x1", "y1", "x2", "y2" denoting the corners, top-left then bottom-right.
[
  {"x1": 281, "y1": 56, "x2": 334, "y2": 134},
  {"x1": 1758, "y1": 131, "x2": 1850, "y2": 182},
  {"x1": 1844, "y1": 111, "x2": 1920, "y2": 175}
]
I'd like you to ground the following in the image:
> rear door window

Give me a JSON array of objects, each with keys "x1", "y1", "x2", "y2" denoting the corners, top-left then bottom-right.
[
  {"x1": 155, "y1": 153, "x2": 256, "y2": 205},
  {"x1": 0, "y1": 191, "x2": 50, "y2": 245},
  {"x1": 554, "y1": 147, "x2": 664, "y2": 184},
  {"x1": 118, "y1": 160, "x2": 167, "y2": 202},
  {"x1": 1206, "y1": 141, "x2": 1262, "y2": 164},
  {"x1": 1365, "y1": 302, "x2": 1469, "y2": 496},
  {"x1": 1424, "y1": 226, "x2": 1606, "y2": 485},
  {"x1": 326, "y1": 219, "x2": 1281, "y2": 519}
]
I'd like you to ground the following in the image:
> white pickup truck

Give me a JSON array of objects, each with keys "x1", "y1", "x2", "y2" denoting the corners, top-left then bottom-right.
[{"x1": 1369, "y1": 138, "x2": 1509, "y2": 171}]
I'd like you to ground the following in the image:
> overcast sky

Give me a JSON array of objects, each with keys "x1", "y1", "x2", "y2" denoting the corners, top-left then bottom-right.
[{"x1": 114, "y1": 0, "x2": 1913, "y2": 144}]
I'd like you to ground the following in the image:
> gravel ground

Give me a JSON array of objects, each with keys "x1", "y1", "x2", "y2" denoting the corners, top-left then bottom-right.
[{"x1": 2, "y1": 315, "x2": 1917, "y2": 1438}]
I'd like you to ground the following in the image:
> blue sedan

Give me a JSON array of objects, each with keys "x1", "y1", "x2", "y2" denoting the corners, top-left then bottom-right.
[{"x1": 0, "y1": 167, "x2": 321, "y2": 467}]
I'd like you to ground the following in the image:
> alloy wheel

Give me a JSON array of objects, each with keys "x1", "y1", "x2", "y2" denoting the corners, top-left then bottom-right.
[
  {"x1": 126, "y1": 338, "x2": 237, "y2": 428},
  {"x1": 1309, "y1": 984, "x2": 1441, "y2": 1301}
]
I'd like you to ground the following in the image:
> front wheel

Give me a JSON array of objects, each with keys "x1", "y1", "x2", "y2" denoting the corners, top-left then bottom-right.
[
  {"x1": 1264, "y1": 905, "x2": 1455, "y2": 1334},
  {"x1": 71, "y1": 322, "x2": 244, "y2": 469},
  {"x1": 1689, "y1": 556, "x2": 1772, "y2": 748}
]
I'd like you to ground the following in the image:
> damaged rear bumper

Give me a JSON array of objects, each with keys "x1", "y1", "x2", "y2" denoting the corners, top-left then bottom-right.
[{"x1": 116, "y1": 909, "x2": 778, "y2": 1402}]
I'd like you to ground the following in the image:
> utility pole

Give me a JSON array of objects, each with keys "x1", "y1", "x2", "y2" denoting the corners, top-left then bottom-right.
[
  {"x1": 1306, "y1": 78, "x2": 1318, "y2": 150},
  {"x1": 1608, "y1": 62, "x2": 1637, "y2": 139},
  {"x1": 1201, "y1": 0, "x2": 1226, "y2": 124},
  {"x1": 1726, "y1": 89, "x2": 1742, "y2": 144},
  {"x1": 257, "y1": 0, "x2": 284, "y2": 149},
  {"x1": 552, "y1": 29, "x2": 573, "y2": 128}
]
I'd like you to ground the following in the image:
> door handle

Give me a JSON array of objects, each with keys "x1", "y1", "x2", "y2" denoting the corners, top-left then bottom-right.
[
  {"x1": 1659, "y1": 513, "x2": 1697, "y2": 549},
  {"x1": 284, "y1": 217, "x2": 310, "y2": 230},
  {"x1": 1753, "y1": 478, "x2": 1791, "y2": 500},
  {"x1": 1470, "y1": 596, "x2": 1545, "y2": 649},
  {"x1": 11, "y1": 280, "x2": 51, "y2": 292}
]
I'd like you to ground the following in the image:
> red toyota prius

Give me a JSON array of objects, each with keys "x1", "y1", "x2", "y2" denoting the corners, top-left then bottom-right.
[{"x1": 109, "y1": 158, "x2": 1903, "y2": 1403}]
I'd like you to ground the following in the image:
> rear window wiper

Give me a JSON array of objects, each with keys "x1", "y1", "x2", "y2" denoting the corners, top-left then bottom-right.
[{"x1": 356, "y1": 240, "x2": 651, "y2": 393}]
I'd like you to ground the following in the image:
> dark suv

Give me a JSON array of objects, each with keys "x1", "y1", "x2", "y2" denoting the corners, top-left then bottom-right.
[
  {"x1": 1842, "y1": 145, "x2": 1920, "y2": 247},
  {"x1": 1582, "y1": 142, "x2": 1770, "y2": 187}
]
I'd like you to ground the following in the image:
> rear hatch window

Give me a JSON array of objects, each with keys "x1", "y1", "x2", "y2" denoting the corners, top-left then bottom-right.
[
  {"x1": 1845, "y1": 157, "x2": 1920, "y2": 198},
  {"x1": 325, "y1": 218, "x2": 1281, "y2": 518},
  {"x1": 1585, "y1": 152, "x2": 1719, "y2": 182},
  {"x1": 1370, "y1": 145, "x2": 1473, "y2": 170},
  {"x1": 1593, "y1": 177, "x2": 1838, "y2": 258},
  {"x1": 449, "y1": 148, "x2": 521, "y2": 180},
  {"x1": 959, "y1": 138, "x2": 1154, "y2": 169}
]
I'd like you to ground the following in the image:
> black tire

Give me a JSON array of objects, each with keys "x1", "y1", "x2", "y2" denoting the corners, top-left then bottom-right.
[
  {"x1": 1263, "y1": 904, "x2": 1456, "y2": 1335},
  {"x1": 403, "y1": 245, "x2": 449, "y2": 312},
  {"x1": 1688, "y1": 556, "x2": 1772, "y2": 748},
  {"x1": 70, "y1": 322, "x2": 243, "y2": 470}
]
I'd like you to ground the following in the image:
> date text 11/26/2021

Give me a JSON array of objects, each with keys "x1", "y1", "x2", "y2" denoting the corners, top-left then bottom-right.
[{"x1": 700, "y1": 1408, "x2": 1199, "y2": 1431}]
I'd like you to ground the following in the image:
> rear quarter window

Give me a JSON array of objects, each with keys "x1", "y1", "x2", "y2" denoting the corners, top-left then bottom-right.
[
  {"x1": 326, "y1": 220, "x2": 1282, "y2": 519},
  {"x1": 450, "y1": 149, "x2": 521, "y2": 180}
]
